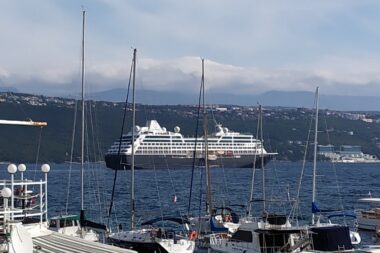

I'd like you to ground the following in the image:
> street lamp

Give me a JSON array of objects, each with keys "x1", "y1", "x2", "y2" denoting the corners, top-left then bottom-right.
[
  {"x1": 7, "y1": 164, "x2": 17, "y2": 220},
  {"x1": 18, "y1": 164, "x2": 26, "y2": 181},
  {"x1": 1, "y1": 187, "x2": 12, "y2": 234},
  {"x1": 41, "y1": 164, "x2": 50, "y2": 222}
]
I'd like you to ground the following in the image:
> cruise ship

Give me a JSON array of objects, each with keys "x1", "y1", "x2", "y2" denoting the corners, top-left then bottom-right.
[{"x1": 105, "y1": 120, "x2": 275, "y2": 170}]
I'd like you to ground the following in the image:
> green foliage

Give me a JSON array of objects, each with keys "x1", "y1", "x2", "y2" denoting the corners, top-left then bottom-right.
[{"x1": 1, "y1": 96, "x2": 379, "y2": 163}]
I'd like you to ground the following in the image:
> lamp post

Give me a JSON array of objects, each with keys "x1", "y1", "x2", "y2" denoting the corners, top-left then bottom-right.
[
  {"x1": 7, "y1": 164, "x2": 17, "y2": 220},
  {"x1": 41, "y1": 164, "x2": 50, "y2": 222},
  {"x1": 1, "y1": 187, "x2": 12, "y2": 234},
  {"x1": 18, "y1": 164, "x2": 27, "y2": 209},
  {"x1": 18, "y1": 164, "x2": 26, "y2": 181}
]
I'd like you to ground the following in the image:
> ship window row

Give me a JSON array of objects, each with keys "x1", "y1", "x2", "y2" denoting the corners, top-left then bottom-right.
[
  {"x1": 136, "y1": 147, "x2": 257, "y2": 152},
  {"x1": 144, "y1": 136, "x2": 171, "y2": 139},
  {"x1": 137, "y1": 144, "x2": 259, "y2": 150},
  {"x1": 114, "y1": 141, "x2": 132, "y2": 144},
  {"x1": 139, "y1": 142, "x2": 257, "y2": 146},
  {"x1": 144, "y1": 139, "x2": 187, "y2": 142},
  {"x1": 233, "y1": 136, "x2": 251, "y2": 139},
  {"x1": 135, "y1": 149, "x2": 255, "y2": 155},
  {"x1": 138, "y1": 143, "x2": 257, "y2": 147},
  {"x1": 111, "y1": 146, "x2": 130, "y2": 149}
]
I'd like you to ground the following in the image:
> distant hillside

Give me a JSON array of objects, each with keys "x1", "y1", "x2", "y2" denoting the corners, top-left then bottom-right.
[
  {"x1": 88, "y1": 89, "x2": 380, "y2": 111},
  {"x1": 1, "y1": 92, "x2": 380, "y2": 163},
  {"x1": 0, "y1": 87, "x2": 19, "y2": 93}
]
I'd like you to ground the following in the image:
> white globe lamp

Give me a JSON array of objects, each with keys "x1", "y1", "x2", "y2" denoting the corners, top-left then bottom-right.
[
  {"x1": 1, "y1": 187, "x2": 11, "y2": 198},
  {"x1": 7, "y1": 164, "x2": 17, "y2": 174},
  {"x1": 18, "y1": 164, "x2": 26, "y2": 172},
  {"x1": 41, "y1": 164, "x2": 50, "y2": 173}
]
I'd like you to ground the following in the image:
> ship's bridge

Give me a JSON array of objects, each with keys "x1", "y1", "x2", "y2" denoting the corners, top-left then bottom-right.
[
  {"x1": 138, "y1": 120, "x2": 167, "y2": 134},
  {"x1": 213, "y1": 124, "x2": 240, "y2": 137}
]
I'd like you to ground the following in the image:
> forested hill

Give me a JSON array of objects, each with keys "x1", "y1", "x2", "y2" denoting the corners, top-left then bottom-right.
[{"x1": 1, "y1": 92, "x2": 380, "y2": 163}]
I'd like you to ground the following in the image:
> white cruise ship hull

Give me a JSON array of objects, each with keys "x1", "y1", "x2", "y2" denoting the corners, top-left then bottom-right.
[
  {"x1": 105, "y1": 120, "x2": 276, "y2": 170},
  {"x1": 105, "y1": 153, "x2": 273, "y2": 170}
]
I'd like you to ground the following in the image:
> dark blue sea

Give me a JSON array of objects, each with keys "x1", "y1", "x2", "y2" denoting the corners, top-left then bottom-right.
[{"x1": 1, "y1": 161, "x2": 380, "y2": 251}]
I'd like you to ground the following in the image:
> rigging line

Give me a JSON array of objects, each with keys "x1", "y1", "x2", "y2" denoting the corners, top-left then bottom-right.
[
  {"x1": 65, "y1": 100, "x2": 78, "y2": 214},
  {"x1": 202, "y1": 59, "x2": 213, "y2": 216},
  {"x1": 152, "y1": 156, "x2": 164, "y2": 222},
  {"x1": 197, "y1": 161, "x2": 204, "y2": 232},
  {"x1": 164, "y1": 157, "x2": 186, "y2": 231},
  {"x1": 322, "y1": 112, "x2": 346, "y2": 224},
  {"x1": 187, "y1": 78, "x2": 203, "y2": 215},
  {"x1": 14, "y1": 94, "x2": 29, "y2": 120},
  {"x1": 292, "y1": 102, "x2": 315, "y2": 224},
  {"x1": 91, "y1": 101, "x2": 108, "y2": 217},
  {"x1": 85, "y1": 106, "x2": 102, "y2": 221},
  {"x1": 248, "y1": 104, "x2": 261, "y2": 216},
  {"x1": 210, "y1": 104, "x2": 218, "y2": 126},
  {"x1": 87, "y1": 100, "x2": 104, "y2": 221},
  {"x1": 93, "y1": 107, "x2": 104, "y2": 162},
  {"x1": 261, "y1": 115, "x2": 287, "y2": 213},
  {"x1": 31, "y1": 127, "x2": 43, "y2": 191},
  {"x1": 220, "y1": 161, "x2": 229, "y2": 204},
  {"x1": 209, "y1": 105, "x2": 230, "y2": 202},
  {"x1": 107, "y1": 56, "x2": 133, "y2": 225},
  {"x1": 260, "y1": 105, "x2": 266, "y2": 212}
]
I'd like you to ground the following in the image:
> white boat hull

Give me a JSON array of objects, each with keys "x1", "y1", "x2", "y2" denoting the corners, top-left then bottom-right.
[{"x1": 357, "y1": 217, "x2": 380, "y2": 230}]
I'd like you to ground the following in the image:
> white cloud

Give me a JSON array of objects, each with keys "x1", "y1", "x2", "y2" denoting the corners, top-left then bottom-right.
[
  {"x1": 2, "y1": 55, "x2": 380, "y2": 97},
  {"x1": 1, "y1": 1, "x2": 380, "y2": 97}
]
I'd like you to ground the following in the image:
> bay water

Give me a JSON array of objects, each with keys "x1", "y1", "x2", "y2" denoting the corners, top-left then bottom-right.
[{"x1": 1, "y1": 161, "x2": 379, "y2": 251}]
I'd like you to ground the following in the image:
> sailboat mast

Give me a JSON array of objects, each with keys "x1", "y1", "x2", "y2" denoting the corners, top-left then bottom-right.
[
  {"x1": 202, "y1": 59, "x2": 213, "y2": 215},
  {"x1": 247, "y1": 105, "x2": 260, "y2": 216},
  {"x1": 312, "y1": 86, "x2": 319, "y2": 225},
  {"x1": 260, "y1": 105, "x2": 266, "y2": 212},
  {"x1": 131, "y1": 48, "x2": 137, "y2": 230},
  {"x1": 80, "y1": 10, "x2": 86, "y2": 215}
]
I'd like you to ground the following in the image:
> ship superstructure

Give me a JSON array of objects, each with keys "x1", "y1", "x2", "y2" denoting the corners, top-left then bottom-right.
[{"x1": 105, "y1": 120, "x2": 275, "y2": 170}]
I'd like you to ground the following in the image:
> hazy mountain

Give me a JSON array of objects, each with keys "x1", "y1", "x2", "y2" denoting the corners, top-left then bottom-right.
[
  {"x1": 0, "y1": 87, "x2": 19, "y2": 93},
  {"x1": 87, "y1": 89, "x2": 380, "y2": 111}
]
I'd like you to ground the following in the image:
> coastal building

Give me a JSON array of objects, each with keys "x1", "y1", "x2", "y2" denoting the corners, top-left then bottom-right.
[{"x1": 317, "y1": 145, "x2": 379, "y2": 163}]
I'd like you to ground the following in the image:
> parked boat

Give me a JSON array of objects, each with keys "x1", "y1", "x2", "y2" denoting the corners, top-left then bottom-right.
[
  {"x1": 209, "y1": 105, "x2": 308, "y2": 253},
  {"x1": 107, "y1": 49, "x2": 195, "y2": 253},
  {"x1": 210, "y1": 215, "x2": 309, "y2": 253},
  {"x1": 302, "y1": 87, "x2": 361, "y2": 251},
  {"x1": 51, "y1": 10, "x2": 107, "y2": 241},
  {"x1": 356, "y1": 197, "x2": 380, "y2": 231}
]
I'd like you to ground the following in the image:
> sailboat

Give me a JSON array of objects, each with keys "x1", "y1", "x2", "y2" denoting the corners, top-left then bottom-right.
[
  {"x1": 48, "y1": 10, "x2": 107, "y2": 241},
  {"x1": 209, "y1": 106, "x2": 310, "y2": 253},
  {"x1": 107, "y1": 49, "x2": 195, "y2": 253},
  {"x1": 188, "y1": 60, "x2": 249, "y2": 250},
  {"x1": 303, "y1": 87, "x2": 362, "y2": 251}
]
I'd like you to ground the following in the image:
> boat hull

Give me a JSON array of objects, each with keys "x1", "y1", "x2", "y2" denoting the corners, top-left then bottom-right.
[
  {"x1": 357, "y1": 217, "x2": 380, "y2": 230},
  {"x1": 108, "y1": 237, "x2": 158, "y2": 252},
  {"x1": 105, "y1": 153, "x2": 273, "y2": 170}
]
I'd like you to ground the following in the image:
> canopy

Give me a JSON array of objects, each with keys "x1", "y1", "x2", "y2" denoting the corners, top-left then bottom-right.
[
  {"x1": 312, "y1": 202, "x2": 337, "y2": 214},
  {"x1": 141, "y1": 216, "x2": 190, "y2": 226}
]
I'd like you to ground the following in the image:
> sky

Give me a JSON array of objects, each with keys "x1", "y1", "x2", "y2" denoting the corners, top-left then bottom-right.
[{"x1": 1, "y1": 0, "x2": 380, "y2": 97}]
